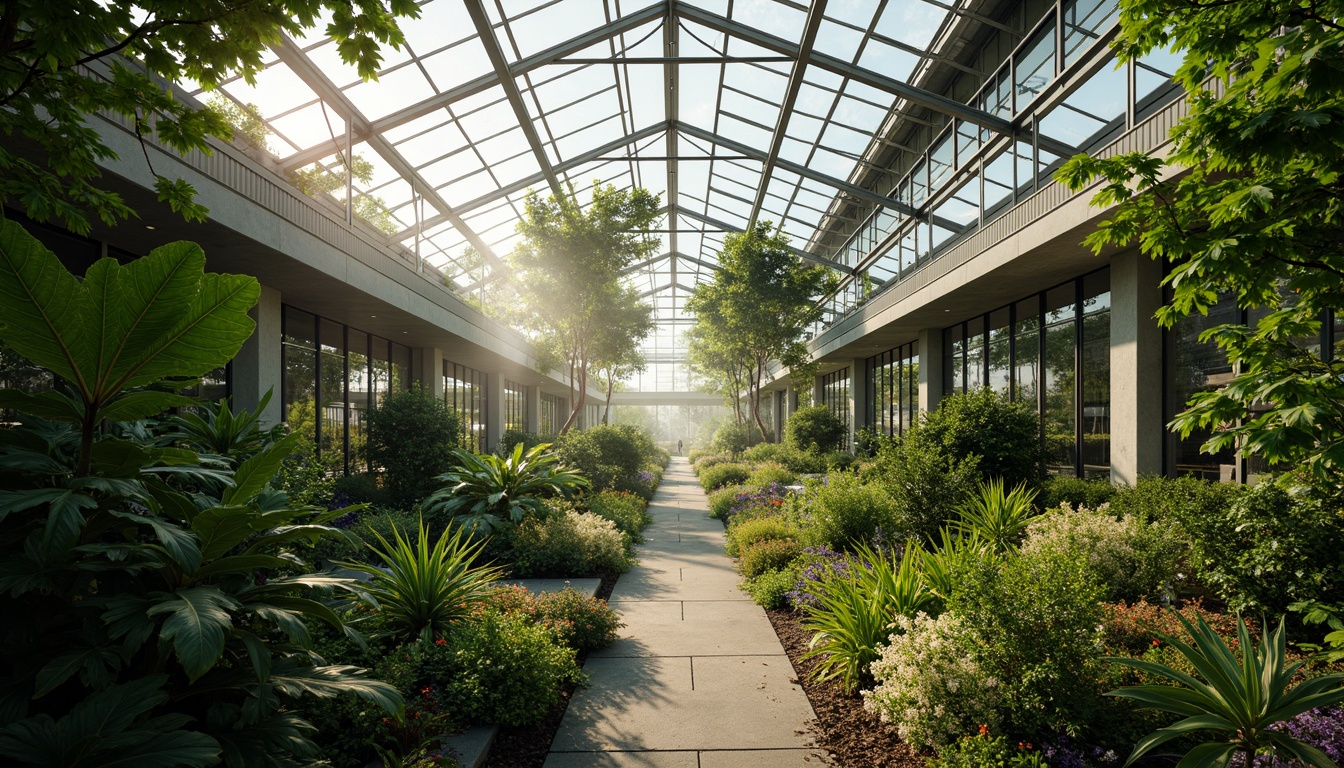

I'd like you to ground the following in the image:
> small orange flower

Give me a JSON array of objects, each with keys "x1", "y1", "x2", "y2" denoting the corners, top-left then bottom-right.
[
  {"x1": 1152, "y1": 639, "x2": 1161, "y2": 647},
  {"x1": 978, "y1": 724, "x2": 989, "y2": 736}
]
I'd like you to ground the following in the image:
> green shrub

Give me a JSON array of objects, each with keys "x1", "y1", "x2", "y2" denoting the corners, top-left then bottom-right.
[
  {"x1": 420, "y1": 609, "x2": 583, "y2": 727},
  {"x1": 865, "y1": 611, "x2": 1003, "y2": 749},
  {"x1": 747, "y1": 461, "x2": 798, "y2": 488},
  {"x1": 332, "y1": 471, "x2": 385, "y2": 505},
  {"x1": 1023, "y1": 503, "x2": 1185, "y2": 603},
  {"x1": 699, "y1": 462, "x2": 751, "y2": 492},
  {"x1": 726, "y1": 516, "x2": 801, "y2": 557},
  {"x1": 949, "y1": 546, "x2": 1106, "y2": 740},
  {"x1": 928, "y1": 730, "x2": 1049, "y2": 767},
  {"x1": 498, "y1": 428, "x2": 547, "y2": 454},
  {"x1": 785, "y1": 405, "x2": 847, "y2": 454},
  {"x1": 554, "y1": 423, "x2": 661, "y2": 498},
  {"x1": 1107, "y1": 474, "x2": 1244, "y2": 525},
  {"x1": 487, "y1": 584, "x2": 623, "y2": 653},
  {"x1": 711, "y1": 421, "x2": 765, "y2": 456},
  {"x1": 509, "y1": 507, "x2": 634, "y2": 577},
  {"x1": 585, "y1": 490, "x2": 652, "y2": 541},
  {"x1": 1172, "y1": 481, "x2": 1344, "y2": 616},
  {"x1": 687, "y1": 448, "x2": 710, "y2": 464},
  {"x1": 742, "y1": 442, "x2": 792, "y2": 463},
  {"x1": 1040, "y1": 475, "x2": 1116, "y2": 511},
  {"x1": 693, "y1": 453, "x2": 733, "y2": 474},
  {"x1": 869, "y1": 436, "x2": 980, "y2": 545},
  {"x1": 422, "y1": 443, "x2": 589, "y2": 533},
  {"x1": 306, "y1": 505, "x2": 418, "y2": 566},
  {"x1": 742, "y1": 442, "x2": 830, "y2": 474},
  {"x1": 915, "y1": 388, "x2": 1043, "y2": 490},
  {"x1": 806, "y1": 471, "x2": 901, "y2": 551},
  {"x1": 739, "y1": 538, "x2": 804, "y2": 580},
  {"x1": 368, "y1": 383, "x2": 463, "y2": 506},
  {"x1": 746, "y1": 562, "x2": 804, "y2": 609},
  {"x1": 825, "y1": 450, "x2": 856, "y2": 471},
  {"x1": 707, "y1": 484, "x2": 748, "y2": 519}
]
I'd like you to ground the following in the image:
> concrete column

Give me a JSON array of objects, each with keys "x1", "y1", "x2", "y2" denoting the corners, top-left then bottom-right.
[
  {"x1": 413, "y1": 347, "x2": 444, "y2": 401},
  {"x1": 848, "y1": 357, "x2": 869, "y2": 449},
  {"x1": 1109, "y1": 250, "x2": 1164, "y2": 485},
  {"x1": 232, "y1": 284, "x2": 282, "y2": 425},
  {"x1": 918, "y1": 328, "x2": 945, "y2": 415},
  {"x1": 485, "y1": 373, "x2": 506, "y2": 451},
  {"x1": 812, "y1": 376, "x2": 825, "y2": 409},
  {"x1": 525, "y1": 385, "x2": 541, "y2": 434}
]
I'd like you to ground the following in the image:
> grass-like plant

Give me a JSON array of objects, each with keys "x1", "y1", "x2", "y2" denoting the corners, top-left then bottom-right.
[
  {"x1": 801, "y1": 543, "x2": 932, "y2": 693},
  {"x1": 952, "y1": 478, "x2": 1038, "y2": 551},
  {"x1": 345, "y1": 520, "x2": 503, "y2": 643},
  {"x1": 1109, "y1": 612, "x2": 1344, "y2": 767},
  {"x1": 423, "y1": 442, "x2": 588, "y2": 533},
  {"x1": 918, "y1": 526, "x2": 994, "y2": 607}
]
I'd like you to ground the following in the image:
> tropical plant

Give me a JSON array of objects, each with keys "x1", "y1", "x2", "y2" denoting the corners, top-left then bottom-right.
[
  {"x1": 423, "y1": 443, "x2": 588, "y2": 534},
  {"x1": 800, "y1": 544, "x2": 932, "y2": 692},
  {"x1": 343, "y1": 521, "x2": 502, "y2": 644},
  {"x1": 1109, "y1": 612, "x2": 1344, "y2": 768},
  {"x1": 160, "y1": 390, "x2": 285, "y2": 467},
  {"x1": 953, "y1": 479, "x2": 1039, "y2": 552},
  {"x1": 0, "y1": 222, "x2": 400, "y2": 766}
]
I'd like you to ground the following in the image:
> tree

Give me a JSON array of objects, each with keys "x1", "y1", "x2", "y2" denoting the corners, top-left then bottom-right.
[
  {"x1": 0, "y1": 0, "x2": 417, "y2": 234},
  {"x1": 1057, "y1": 0, "x2": 1344, "y2": 482},
  {"x1": 508, "y1": 182, "x2": 661, "y2": 433},
  {"x1": 686, "y1": 222, "x2": 838, "y2": 442},
  {"x1": 592, "y1": 284, "x2": 654, "y2": 424},
  {"x1": 686, "y1": 320, "x2": 751, "y2": 423}
]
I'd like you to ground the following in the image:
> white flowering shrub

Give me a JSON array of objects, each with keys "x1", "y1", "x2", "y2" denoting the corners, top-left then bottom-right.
[
  {"x1": 863, "y1": 611, "x2": 1001, "y2": 748},
  {"x1": 511, "y1": 509, "x2": 634, "y2": 577},
  {"x1": 1022, "y1": 503, "x2": 1184, "y2": 603}
]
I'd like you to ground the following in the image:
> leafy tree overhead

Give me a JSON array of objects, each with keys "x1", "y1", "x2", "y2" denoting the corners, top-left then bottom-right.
[
  {"x1": 1057, "y1": 0, "x2": 1344, "y2": 482},
  {"x1": 508, "y1": 182, "x2": 660, "y2": 433},
  {"x1": 687, "y1": 222, "x2": 839, "y2": 442},
  {"x1": 0, "y1": 0, "x2": 418, "y2": 234}
]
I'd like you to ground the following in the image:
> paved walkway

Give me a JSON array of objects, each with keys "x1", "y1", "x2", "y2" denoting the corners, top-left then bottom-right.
[{"x1": 544, "y1": 458, "x2": 825, "y2": 767}]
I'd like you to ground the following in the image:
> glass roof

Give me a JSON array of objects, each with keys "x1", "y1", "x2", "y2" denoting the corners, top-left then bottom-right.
[{"x1": 190, "y1": 0, "x2": 986, "y2": 391}]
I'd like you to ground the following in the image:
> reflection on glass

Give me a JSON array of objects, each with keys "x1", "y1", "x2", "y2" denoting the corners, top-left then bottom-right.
[
  {"x1": 1044, "y1": 285, "x2": 1077, "y2": 476},
  {"x1": 1165, "y1": 293, "x2": 1238, "y2": 480},
  {"x1": 988, "y1": 309, "x2": 1012, "y2": 397},
  {"x1": 319, "y1": 318, "x2": 346, "y2": 473},
  {"x1": 348, "y1": 331, "x2": 370, "y2": 472},
  {"x1": 945, "y1": 323, "x2": 965, "y2": 395},
  {"x1": 1063, "y1": 0, "x2": 1119, "y2": 67},
  {"x1": 1014, "y1": 297, "x2": 1041, "y2": 405},
  {"x1": 1081, "y1": 273, "x2": 1111, "y2": 479},
  {"x1": 1014, "y1": 25, "x2": 1056, "y2": 112},
  {"x1": 283, "y1": 307, "x2": 317, "y2": 450}
]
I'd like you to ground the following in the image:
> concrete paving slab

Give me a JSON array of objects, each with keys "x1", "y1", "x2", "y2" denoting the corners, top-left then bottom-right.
[
  {"x1": 608, "y1": 566, "x2": 748, "y2": 602},
  {"x1": 551, "y1": 656, "x2": 813, "y2": 752},
  {"x1": 593, "y1": 599, "x2": 784, "y2": 657},
  {"x1": 543, "y1": 751, "x2": 699, "y2": 768},
  {"x1": 698, "y1": 749, "x2": 831, "y2": 767}
]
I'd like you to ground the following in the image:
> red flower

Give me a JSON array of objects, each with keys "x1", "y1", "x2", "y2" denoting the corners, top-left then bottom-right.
[
  {"x1": 1152, "y1": 639, "x2": 1161, "y2": 647},
  {"x1": 436, "y1": 638, "x2": 447, "y2": 645},
  {"x1": 978, "y1": 724, "x2": 989, "y2": 736}
]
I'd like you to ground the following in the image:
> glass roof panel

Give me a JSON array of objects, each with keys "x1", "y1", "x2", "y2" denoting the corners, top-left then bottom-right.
[{"x1": 875, "y1": 0, "x2": 950, "y2": 51}]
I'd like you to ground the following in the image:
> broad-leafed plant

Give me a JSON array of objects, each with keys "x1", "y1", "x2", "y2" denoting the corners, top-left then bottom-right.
[
  {"x1": 0, "y1": 219, "x2": 400, "y2": 767},
  {"x1": 344, "y1": 520, "x2": 503, "y2": 643},
  {"x1": 1110, "y1": 612, "x2": 1344, "y2": 768},
  {"x1": 423, "y1": 442, "x2": 588, "y2": 533},
  {"x1": 160, "y1": 390, "x2": 286, "y2": 468}
]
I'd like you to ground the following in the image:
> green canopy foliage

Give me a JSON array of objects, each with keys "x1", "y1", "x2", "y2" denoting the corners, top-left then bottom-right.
[
  {"x1": 1057, "y1": 0, "x2": 1344, "y2": 483},
  {"x1": 687, "y1": 222, "x2": 838, "y2": 442},
  {"x1": 0, "y1": 0, "x2": 418, "y2": 233},
  {"x1": 508, "y1": 182, "x2": 660, "y2": 432}
]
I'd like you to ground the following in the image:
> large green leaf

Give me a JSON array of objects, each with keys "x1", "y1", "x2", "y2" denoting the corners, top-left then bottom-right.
[
  {"x1": 222, "y1": 433, "x2": 299, "y2": 506},
  {"x1": 148, "y1": 587, "x2": 239, "y2": 681},
  {"x1": 0, "y1": 218, "x2": 93, "y2": 392},
  {"x1": 192, "y1": 506, "x2": 274, "y2": 561}
]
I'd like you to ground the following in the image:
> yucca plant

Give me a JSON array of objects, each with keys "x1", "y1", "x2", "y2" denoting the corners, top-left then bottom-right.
[
  {"x1": 1109, "y1": 611, "x2": 1344, "y2": 767},
  {"x1": 422, "y1": 442, "x2": 589, "y2": 533},
  {"x1": 801, "y1": 543, "x2": 933, "y2": 693},
  {"x1": 344, "y1": 520, "x2": 503, "y2": 643},
  {"x1": 160, "y1": 390, "x2": 285, "y2": 467},
  {"x1": 952, "y1": 478, "x2": 1038, "y2": 551},
  {"x1": 918, "y1": 526, "x2": 994, "y2": 608}
]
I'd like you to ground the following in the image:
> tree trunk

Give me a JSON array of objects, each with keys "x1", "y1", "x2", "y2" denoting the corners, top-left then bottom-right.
[
  {"x1": 751, "y1": 359, "x2": 770, "y2": 444},
  {"x1": 602, "y1": 371, "x2": 614, "y2": 425}
]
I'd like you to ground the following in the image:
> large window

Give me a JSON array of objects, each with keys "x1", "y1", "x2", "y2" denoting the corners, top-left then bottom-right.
[
  {"x1": 819, "y1": 368, "x2": 851, "y2": 451},
  {"x1": 444, "y1": 361, "x2": 488, "y2": 454},
  {"x1": 504, "y1": 380, "x2": 527, "y2": 435},
  {"x1": 867, "y1": 341, "x2": 919, "y2": 438},
  {"x1": 539, "y1": 392, "x2": 563, "y2": 437},
  {"x1": 282, "y1": 306, "x2": 410, "y2": 474},
  {"x1": 940, "y1": 268, "x2": 1111, "y2": 478}
]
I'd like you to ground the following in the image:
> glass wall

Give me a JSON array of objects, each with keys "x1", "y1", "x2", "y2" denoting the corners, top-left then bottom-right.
[
  {"x1": 866, "y1": 341, "x2": 919, "y2": 438},
  {"x1": 444, "y1": 361, "x2": 487, "y2": 454},
  {"x1": 503, "y1": 380, "x2": 527, "y2": 435},
  {"x1": 819, "y1": 367, "x2": 851, "y2": 450},
  {"x1": 282, "y1": 306, "x2": 410, "y2": 474},
  {"x1": 941, "y1": 268, "x2": 1111, "y2": 478},
  {"x1": 539, "y1": 392, "x2": 563, "y2": 437}
]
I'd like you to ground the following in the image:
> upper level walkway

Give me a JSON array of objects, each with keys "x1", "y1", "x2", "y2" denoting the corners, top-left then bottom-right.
[{"x1": 544, "y1": 458, "x2": 826, "y2": 767}]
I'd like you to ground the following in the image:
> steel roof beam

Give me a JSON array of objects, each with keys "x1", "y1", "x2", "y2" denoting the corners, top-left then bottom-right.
[
  {"x1": 280, "y1": 2, "x2": 669, "y2": 173},
  {"x1": 748, "y1": 0, "x2": 826, "y2": 230},
  {"x1": 271, "y1": 37, "x2": 504, "y2": 272},
  {"x1": 664, "y1": 5, "x2": 680, "y2": 304},
  {"x1": 677, "y1": 3, "x2": 1010, "y2": 132},
  {"x1": 639, "y1": 281, "x2": 698, "y2": 298},
  {"x1": 465, "y1": 0, "x2": 566, "y2": 202},
  {"x1": 620, "y1": 253, "x2": 671, "y2": 276},
  {"x1": 673, "y1": 208, "x2": 850, "y2": 273}
]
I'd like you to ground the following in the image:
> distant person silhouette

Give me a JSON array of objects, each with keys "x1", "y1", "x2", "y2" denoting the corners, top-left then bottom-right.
[{"x1": 677, "y1": 439, "x2": 683, "y2": 455}]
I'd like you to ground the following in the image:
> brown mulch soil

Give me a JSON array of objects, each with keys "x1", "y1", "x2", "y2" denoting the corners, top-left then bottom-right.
[
  {"x1": 766, "y1": 608, "x2": 926, "y2": 768},
  {"x1": 483, "y1": 570, "x2": 618, "y2": 768}
]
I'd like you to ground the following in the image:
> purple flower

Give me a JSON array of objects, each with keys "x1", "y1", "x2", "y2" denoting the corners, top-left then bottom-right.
[{"x1": 1228, "y1": 707, "x2": 1344, "y2": 766}]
